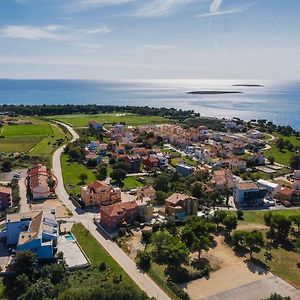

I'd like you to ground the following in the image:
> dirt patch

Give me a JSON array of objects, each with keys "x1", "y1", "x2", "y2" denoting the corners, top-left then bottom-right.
[
  {"x1": 237, "y1": 222, "x2": 269, "y2": 231},
  {"x1": 30, "y1": 199, "x2": 70, "y2": 219},
  {"x1": 183, "y1": 235, "x2": 271, "y2": 300}
]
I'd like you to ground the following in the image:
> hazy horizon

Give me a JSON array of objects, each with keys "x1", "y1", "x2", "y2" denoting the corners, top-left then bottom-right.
[{"x1": 1, "y1": 0, "x2": 300, "y2": 80}]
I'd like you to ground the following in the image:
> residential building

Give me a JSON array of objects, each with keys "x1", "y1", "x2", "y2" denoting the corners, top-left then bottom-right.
[
  {"x1": 292, "y1": 180, "x2": 300, "y2": 192},
  {"x1": 27, "y1": 164, "x2": 50, "y2": 200},
  {"x1": 100, "y1": 201, "x2": 139, "y2": 232},
  {"x1": 165, "y1": 193, "x2": 198, "y2": 220},
  {"x1": 89, "y1": 120, "x2": 102, "y2": 130},
  {"x1": 0, "y1": 186, "x2": 12, "y2": 210},
  {"x1": 124, "y1": 154, "x2": 141, "y2": 173},
  {"x1": 136, "y1": 199, "x2": 153, "y2": 222},
  {"x1": 234, "y1": 181, "x2": 267, "y2": 207},
  {"x1": 223, "y1": 158, "x2": 247, "y2": 172},
  {"x1": 155, "y1": 153, "x2": 169, "y2": 169},
  {"x1": 212, "y1": 169, "x2": 234, "y2": 190},
  {"x1": 80, "y1": 181, "x2": 121, "y2": 207},
  {"x1": 246, "y1": 129, "x2": 264, "y2": 139},
  {"x1": 136, "y1": 186, "x2": 156, "y2": 203},
  {"x1": 6, "y1": 211, "x2": 58, "y2": 260},
  {"x1": 276, "y1": 187, "x2": 294, "y2": 204},
  {"x1": 293, "y1": 170, "x2": 300, "y2": 180},
  {"x1": 143, "y1": 155, "x2": 159, "y2": 170},
  {"x1": 176, "y1": 163, "x2": 193, "y2": 177},
  {"x1": 257, "y1": 179, "x2": 281, "y2": 195}
]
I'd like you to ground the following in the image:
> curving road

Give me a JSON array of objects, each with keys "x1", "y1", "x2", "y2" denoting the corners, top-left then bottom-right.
[{"x1": 52, "y1": 121, "x2": 170, "y2": 300}]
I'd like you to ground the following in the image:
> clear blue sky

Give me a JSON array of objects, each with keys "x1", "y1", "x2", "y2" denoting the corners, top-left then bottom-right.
[{"x1": 0, "y1": 0, "x2": 299, "y2": 80}]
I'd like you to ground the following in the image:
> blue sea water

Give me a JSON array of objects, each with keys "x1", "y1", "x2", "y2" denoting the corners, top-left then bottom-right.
[{"x1": 0, "y1": 79, "x2": 299, "y2": 130}]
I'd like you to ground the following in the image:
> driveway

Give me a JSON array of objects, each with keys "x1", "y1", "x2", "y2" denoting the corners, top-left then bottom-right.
[{"x1": 52, "y1": 121, "x2": 170, "y2": 300}]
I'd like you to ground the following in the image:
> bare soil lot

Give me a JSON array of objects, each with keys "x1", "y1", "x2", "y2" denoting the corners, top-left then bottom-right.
[{"x1": 183, "y1": 236, "x2": 271, "y2": 300}]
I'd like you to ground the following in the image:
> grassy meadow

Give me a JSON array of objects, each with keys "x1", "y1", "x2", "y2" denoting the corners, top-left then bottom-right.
[
  {"x1": 48, "y1": 113, "x2": 173, "y2": 127},
  {"x1": 60, "y1": 153, "x2": 96, "y2": 195}
]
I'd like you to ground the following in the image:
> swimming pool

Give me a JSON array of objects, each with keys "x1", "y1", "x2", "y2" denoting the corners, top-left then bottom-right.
[{"x1": 64, "y1": 233, "x2": 75, "y2": 242}]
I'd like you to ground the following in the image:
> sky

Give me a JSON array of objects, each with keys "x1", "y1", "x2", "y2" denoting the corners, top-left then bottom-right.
[{"x1": 0, "y1": 0, "x2": 300, "y2": 80}]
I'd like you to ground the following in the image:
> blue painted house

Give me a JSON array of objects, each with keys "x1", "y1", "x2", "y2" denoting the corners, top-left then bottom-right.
[
  {"x1": 176, "y1": 163, "x2": 193, "y2": 177},
  {"x1": 6, "y1": 211, "x2": 58, "y2": 260},
  {"x1": 89, "y1": 120, "x2": 103, "y2": 130}
]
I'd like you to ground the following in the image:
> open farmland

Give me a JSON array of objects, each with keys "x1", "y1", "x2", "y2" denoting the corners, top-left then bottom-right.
[
  {"x1": 1, "y1": 123, "x2": 52, "y2": 136},
  {"x1": 0, "y1": 136, "x2": 41, "y2": 153},
  {"x1": 48, "y1": 113, "x2": 173, "y2": 127},
  {"x1": 0, "y1": 118, "x2": 70, "y2": 154}
]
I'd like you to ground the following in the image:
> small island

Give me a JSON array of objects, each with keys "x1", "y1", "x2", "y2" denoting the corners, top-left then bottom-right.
[
  {"x1": 232, "y1": 84, "x2": 264, "y2": 87},
  {"x1": 187, "y1": 90, "x2": 243, "y2": 95}
]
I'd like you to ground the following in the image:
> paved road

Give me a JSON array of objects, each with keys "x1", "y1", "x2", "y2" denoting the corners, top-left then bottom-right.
[
  {"x1": 200, "y1": 276, "x2": 300, "y2": 300},
  {"x1": 52, "y1": 122, "x2": 170, "y2": 300}
]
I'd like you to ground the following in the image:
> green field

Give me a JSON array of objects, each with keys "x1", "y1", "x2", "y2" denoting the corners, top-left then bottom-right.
[
  {"x1": 61, "y1": 153, "x2": 96, "y2": 195},
  {"x1": 71, "y1": 223, "x2": 137, "y2": 284},
  {"x1": 123, "y1": 176, "x2": 144, "y2": 190},
  {"x1": 49, "y1": 113, "x2": 172, "y2": 127},
  {"x1": 30, "y1": 123, "x2": 71, "y2": 156},
  {"x1": 0, "y1": 136, "x2": 42, "y2": 153},
  {"x1": 237, "y1": 209, "x2": 300, "y2": 225},
  {"x1": 264, "y1": 133, "x2": 300, "y2": 166},
  {"x1": 1, "y1": 123, "x2": 52, "y2": 136},
  {"x1": 0, "y1": 118, "x2": 71, "y2": 155}
]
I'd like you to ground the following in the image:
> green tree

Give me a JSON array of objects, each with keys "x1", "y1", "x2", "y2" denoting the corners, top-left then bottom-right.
[
  {"x1": 290, "y1": 154, "x2": 300, "y2": 170},
  {"x1": 244, "y1": 230, "x2": 264, "y2": 257},
  {"x1": 223, "y1": 215, "x2": 238, "y2": 233},
  {"x1": 262, "y1": 293, "x2": 291, "y2": 300},
  {"x1": 236, "y1": 209, "x2": 244, "y2": 220},
  {"x1": 162, "y1": 237, "x2": 189, "y2": 269},
  {"x1": 153, "y1": 174, "x2": 169, "y2": 192},
  {"x1": 111, "y1": 168, "x2": 127, "y2": 184},
  {"x1": 78, "y1": 172, "x2": 88, "y2": 183},
  {"x1": 11, "y1": 250, "x2": 37, "y2": 279},
  {"x1": 96, "y1": 165, "x2": 107, "y2": 181},
  {"x1": 268, "y1": 156, "x2": 275, "y2": 165},
  {"x1": 190, "y1": 181, "x2": 204, "y2": 199},
  {"x1": 2, "y1": 160, "x2": 12, "y2": 172},
  {"x1": 268, "y1": 214, "x2": 291, "y2": 242},
  {"x1": 213, "y1": 210, "x2": 228, "y2": 228},
  {"x1": 24, "y1": 278, "x2": 54, "y2": 300},
  {"x1": 136, "y1": 250, "x2": 151, "y2": 270},
  {"x1": 290, "y1": 215, "x2": 300, "y2": 232},
  {"x1": 47, "y1": 176, "x2": 56, "y2": 193},
  {"x1": 191, "y1": 235, "x2": 210, "y2": 259},
  {"x1": 276, "y1": 138, "x2": 285, "y2": 151}
]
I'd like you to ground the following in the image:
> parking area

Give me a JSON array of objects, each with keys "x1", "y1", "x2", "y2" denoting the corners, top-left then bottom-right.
[
  {"x1": 57, "y1": 234, "x2": 89, "y2": 270},
  {"x1": 200, "y1": 276, "x2": 300, "y2": 300}
]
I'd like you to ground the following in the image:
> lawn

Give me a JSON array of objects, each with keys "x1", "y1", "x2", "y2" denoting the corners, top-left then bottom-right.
[
  {"x1": 0, "y1": 136, "x2": 42, "y2": 153},
  {"x1": 264, "y1": 147, "x2": 293, "y2": 166},
  {"x1": 264, "y1": 133, "x2": 300, "y2": 166},
  {"x1": 30, "y1": 123, "x2": 71, "y2": 156},
  {"x1": 255, "y1": 246, "x2": 300, "y2": 289},
  {"x1": 61, "y1": 153, "x2": 96, "y2": 195},
  {"x1": 1, "y1": 123, "x2": 52, "y2": 136},
  {"x1": 49, "y1": 113, "x2": 172, "y2": 127},
  {"x1": 123, "y1": 176, "x2": 144, "y2": 190},
  {"x1": 71, "y1": 223, "x2": 135, "y2": 284},
  {"x1": 240, "y1": 209, "x2": 300, "y2": 225}
]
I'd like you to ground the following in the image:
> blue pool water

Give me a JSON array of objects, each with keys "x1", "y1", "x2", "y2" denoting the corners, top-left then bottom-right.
[{"x1": 64, "y1": 233, "x2": 75, "y2": 242}]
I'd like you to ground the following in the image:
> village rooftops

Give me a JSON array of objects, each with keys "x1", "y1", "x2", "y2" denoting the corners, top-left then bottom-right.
[
  {"x1": 0, "y1": 186, "x2": 12, "y2": 194},
  {"x1": 101, "y1": 201, "x2": 138, "y2": 217},
  {"x1": 166, "y1": 193, "x2": 196, "y2": 205},
  {"x1": 278, "y1": 187, "x2": 293, "y2": 196}
]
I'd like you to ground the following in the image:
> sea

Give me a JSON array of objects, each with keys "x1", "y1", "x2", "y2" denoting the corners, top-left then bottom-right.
[{"x1": 0, "y1": 79, "x2": 299, "y2": 130}]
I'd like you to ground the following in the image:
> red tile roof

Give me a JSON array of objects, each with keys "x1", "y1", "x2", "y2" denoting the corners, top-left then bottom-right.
[
  {"x1": 101, "y1": 201, "x2": 138, "y2": 217},
  {"x1": 0, "y1": 186, "x2": 11, "y2": 194}
]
